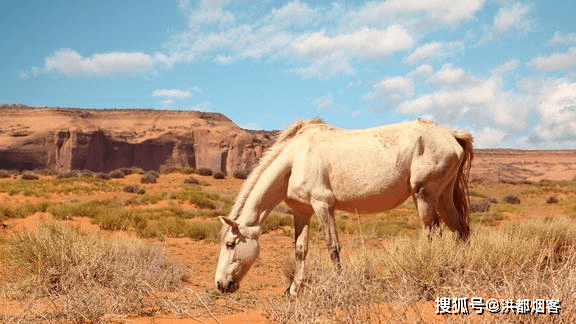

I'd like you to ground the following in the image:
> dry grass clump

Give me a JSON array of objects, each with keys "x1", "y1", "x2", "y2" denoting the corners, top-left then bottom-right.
[
  {"x1": 140, "y1": 171, "x2": 159, "y2": 184},
  {"x1": 1, "y1": 222, "x2": 187, "y2": 323},
  {"x1": 20, "y1": 171, "x2": 39, "y2": 180},
  {"x1": 267, "y1": 217, "x2": 576, "y2": 323}
]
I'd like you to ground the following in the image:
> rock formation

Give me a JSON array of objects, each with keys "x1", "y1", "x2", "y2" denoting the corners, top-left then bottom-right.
[{"x1": 0, "y1": 105, "x2": 276, "y2": 174}]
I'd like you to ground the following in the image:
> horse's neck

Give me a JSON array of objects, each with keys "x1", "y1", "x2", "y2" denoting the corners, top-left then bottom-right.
[{"x1": 236, "y1": 157, "x2": 290, "y2": 228}]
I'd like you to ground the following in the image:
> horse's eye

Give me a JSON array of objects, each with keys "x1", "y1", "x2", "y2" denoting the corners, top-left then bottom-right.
[{"x1": 226, "y1": 242, "x2": 236, "y2": 249}]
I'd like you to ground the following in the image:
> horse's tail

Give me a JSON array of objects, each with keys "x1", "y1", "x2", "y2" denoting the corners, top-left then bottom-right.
[{"x1": 452, "y1": 130, "x2": 473, "y2": 238}]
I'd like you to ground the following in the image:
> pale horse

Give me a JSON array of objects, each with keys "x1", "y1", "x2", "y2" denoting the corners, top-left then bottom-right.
[{"x1": 215, "y1": 118, "x2": 473, "y2": 297}]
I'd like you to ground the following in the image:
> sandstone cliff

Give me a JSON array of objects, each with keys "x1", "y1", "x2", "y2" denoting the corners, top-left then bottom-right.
[{"x1": 0, "y1": 105, "x2": 276, "y2": 174}]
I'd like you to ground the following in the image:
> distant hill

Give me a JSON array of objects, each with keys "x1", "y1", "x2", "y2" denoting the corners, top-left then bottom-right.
[{"x1": 0, "y1": 104, "x2": 276, "y2": 174}]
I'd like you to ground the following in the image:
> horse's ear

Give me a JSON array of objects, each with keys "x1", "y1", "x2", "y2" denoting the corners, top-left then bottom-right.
[{"x1": 219, "y1": 216, "x2": 239, "y2": 230}]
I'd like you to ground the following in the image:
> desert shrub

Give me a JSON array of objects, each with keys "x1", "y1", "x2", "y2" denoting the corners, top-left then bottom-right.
[
  {"x1": 137, "y1": 188, "x2": 146, "y2": 195},
  {"x1": 141, "y1": 217, "x2": 220, "y2": 241},
  {"x1": 35, "y1": 168, "x2": 58, "y2": 176},
  {"x1": 96, "y1": 172, "x2": 110, "y2": 180},
  {"x1": 546, "y1": 196, "x2": 559, "y2": 204},
  {"x1": 503, "y1": 195, "x2": 521, "y2": 204},
  {"x1": 262, "y1": 213, "x2": 294, "y2": 233},
  {"x1": 233, "y1": 170, "x2": 249, "y2": 180},
  {"x1": 80, "y1": 169, "x2": 95, "y2": 177},
  {"x1": 108, "y1": 169, "x2": 126, "y2": 179},
  {"x1": 117, "y1": 167, "x2": 134, "y2": 176},
  {"x1": 196, "y1": 168, "x2": 213, "y2": 176},
  {"x1": 140, "y1": 171, "x2": 158, "y2": 184},
  {"x1": 130, "y1": 167, "x2": 145, "y2": 174},
  {"x1": 93, "y1": 208, "x2": 135, "y2": 230},
  {"x1": 1, "y1": 223, "x2": 186, "y2": 323},
  {"x1": 213, "y1": 171, "x2": 225, "y2": 179},
  {"x1": 268, "y1": 217, "x2": 576, "y2": 323},
  {"x1": 184, "y1": 176, "x2": 200, "y2": 185},
  {"x1": 186, "y1": 221, "x2": 221, "y2": 241},
  {"x1": 177, "y1": 166, "x2": 196, "y2": 174},
  {"x1": 20, "y1": 171, "x2": 39, "y2": 180},
  {"x1": 161, "y1": 166, "x2": 178, "y2": 174},
  {"x1": 169, "y1": 187, "x2": 218, "y2": 209},
  {"x1": 0, "y1": 202, "x2": 50, "y2": 219},
  {"x1": 46, "y1": 202, "x2": 75, "y2": 220},
  {"x1": 471, "y1": 200, "x2": 491, "y2": 213},
  {"x1": 122, "y1": 184, "x2": 139, "y2": 193},
  {"x1": 56, "y1": 171, "x2": 77, "y2": 179},
  {"x1": 0, "y1": 170, "x2": 11, "y2": 178}
]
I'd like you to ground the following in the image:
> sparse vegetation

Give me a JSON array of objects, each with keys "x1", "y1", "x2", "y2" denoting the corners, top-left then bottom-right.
[
  {"x1": 140, "y1": 171, "x2": 159, "y2": 184},
  {"x1": 108, "y1": 169, "x2": 126, "y2": 179},
  {"x1": 184, "y1": 176, "x2": 200, "y2": 185},
  {"x1": 504, "y1": 195, "x2": 521, "y2": 204},
  {"x1": 268, "y1": 217, "x2": 576, "y2": 323},
  {"x1": 1, "y1": 223, "x2": 187, "y2": 323},
  {"x1": 233, "y1": 170, "x2": 249, "y2": 179},
  {"x1": 96, "y1": 172, "x2": 110, "y2": 180},
  {"x1": 213, "y1": 171, "x2": 225, "y2": 179},
  {"x1": 122, "y1": 184, "x2": 139, "y2": 193},
  {"x1": 195, "y1": 168, "x2": 212, "y2": 176},
  {"x1": 20, "y1": 171, "x2": 39, "y2": 180},
  {"x1": 471, "y1": 199, "x2": 491, "y2": 213},
  {"x1": 2, "y1": 169, "x2": 576, "y2": 322},
  {"x1": 0, "y1": 170, "x2": 11, "y2": 178}
]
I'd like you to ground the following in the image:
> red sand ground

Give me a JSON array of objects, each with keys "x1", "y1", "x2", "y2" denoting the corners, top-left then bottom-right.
[{"x1": 1, "y1": 150, "x2": 576, "y2": 323}]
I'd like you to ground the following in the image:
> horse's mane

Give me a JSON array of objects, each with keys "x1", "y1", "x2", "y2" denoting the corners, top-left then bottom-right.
[{"x1": 228, "y1": 118, "x2": 325, "y2": 221}]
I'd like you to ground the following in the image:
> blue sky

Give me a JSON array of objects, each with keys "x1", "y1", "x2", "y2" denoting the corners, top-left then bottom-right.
[{"x1": 2, "y1": 0, "x2": 576, "y2": 148}]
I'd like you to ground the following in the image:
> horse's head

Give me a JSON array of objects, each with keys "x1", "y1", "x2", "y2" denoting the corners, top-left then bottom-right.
[{"x1": 215, "y1": 216, "x2": 260, "y2": 293}]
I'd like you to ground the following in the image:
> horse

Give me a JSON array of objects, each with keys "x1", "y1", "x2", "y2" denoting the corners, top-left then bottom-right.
[{"x1": 215, "y1": 118, "x2": 473, "y2": 297}]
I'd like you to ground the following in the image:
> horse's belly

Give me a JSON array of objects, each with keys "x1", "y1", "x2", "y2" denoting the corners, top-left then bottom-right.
[{"x1": 334, "y1": 189, "x2": 411, "y2": 214}]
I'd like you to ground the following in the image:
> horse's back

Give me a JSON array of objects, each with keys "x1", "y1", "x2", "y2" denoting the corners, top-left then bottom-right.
[{"x1": 285, "y1": 120, "x2": 466, "y2": 213}]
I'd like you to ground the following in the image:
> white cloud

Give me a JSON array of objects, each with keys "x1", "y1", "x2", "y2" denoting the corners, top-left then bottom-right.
[
  {"x1": 293, "y1": 26, "x2": 413, "y2": 59},
  {"x1": 528, "y1": 47, "x2": 576, "y2": 72},
  {"x1": 427, "y1": 63, "x2": 469, "y2": 85},
  {"x1": 189, "y1": 100, "x2": 213, "y2": 112},
  {"x1": 364, "y1": 76, "x2": 414, "y2": 102},
  {"x1": 152, "y1": 88, "x2": 193, "y2": 98},
  {"x1": 289, "y1": 52, "x2": 355, "y2": 79},
  {"x1": 478, "y1": 2, "x2": 535, "y2": 44},
  {"x1": 265, "y1": 0, "x2": 317, "y2": 28},
  {"x1": 374, "y1": 63, "x2": 536, "y2": 148},
  {"x1": 178, "y1": 0, "x2": 235, "y2": 30},
  {"x1": 240, "y1": 122, "x2": 260, "y2": 130},
  {"x1": 345, "y1": 80, "x2": 363, "y2": 91},
  {"x1": 351, "y1": 0, "x2": 486, "y2": 27},
  {"x1": 531, "y1": 81, "x2": 576, "y2": 145},
  {"x1": 160, "y1": 99, "x2": 177, "y2": 109},
  {"x1": 409, "y1": 64, "x2": 434, "y2": 77},
  {"x1": 475, "y1": 126, "x2": 508, "y2": 148},
  {"x1": 313, "y1": 92, "x2": 334, "y2": 109},
  {"x1": 491, "y1": 59, "x2": 519, "y2": 76},
  {"x1": 549, "y1": 31, "x2": 576, "y2": 46},
  {"x1": 405, "y1": 41, "x2": 464, "y2": 63},
  {"x1": 42, "y1": 49, "x2": 156, "y2": 76},
  {"x1": 290, "y1": 26, "x2": 413, "y2": 79}
]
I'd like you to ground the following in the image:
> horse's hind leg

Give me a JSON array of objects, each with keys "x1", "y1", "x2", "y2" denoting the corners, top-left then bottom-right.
[
  {"x1": 311, "y1": 198, "x2": 341, "y2": 270},
  {"x1": 437, "y1": 182, "x2": 470, "y2": 241},
  {"x1": 287, "y1": 211, "x2": 312, "y2": 297},
  {"x1": 412, "y1": 186, "x2": 441, "y2": 240}
]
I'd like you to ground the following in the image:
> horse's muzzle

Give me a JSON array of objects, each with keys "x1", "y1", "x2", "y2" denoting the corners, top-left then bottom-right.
[{"x1": 217, "y1": 280, "x2": 239, "y2": 293}]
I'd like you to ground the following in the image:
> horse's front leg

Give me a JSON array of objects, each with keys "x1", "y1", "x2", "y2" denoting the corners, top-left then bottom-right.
[
  {"x1": 312, "y1": 199, "x2": 341, "y2": 271},
  {"x1": 286, "y1": 211, "x2": 311, "y2": 298}
]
